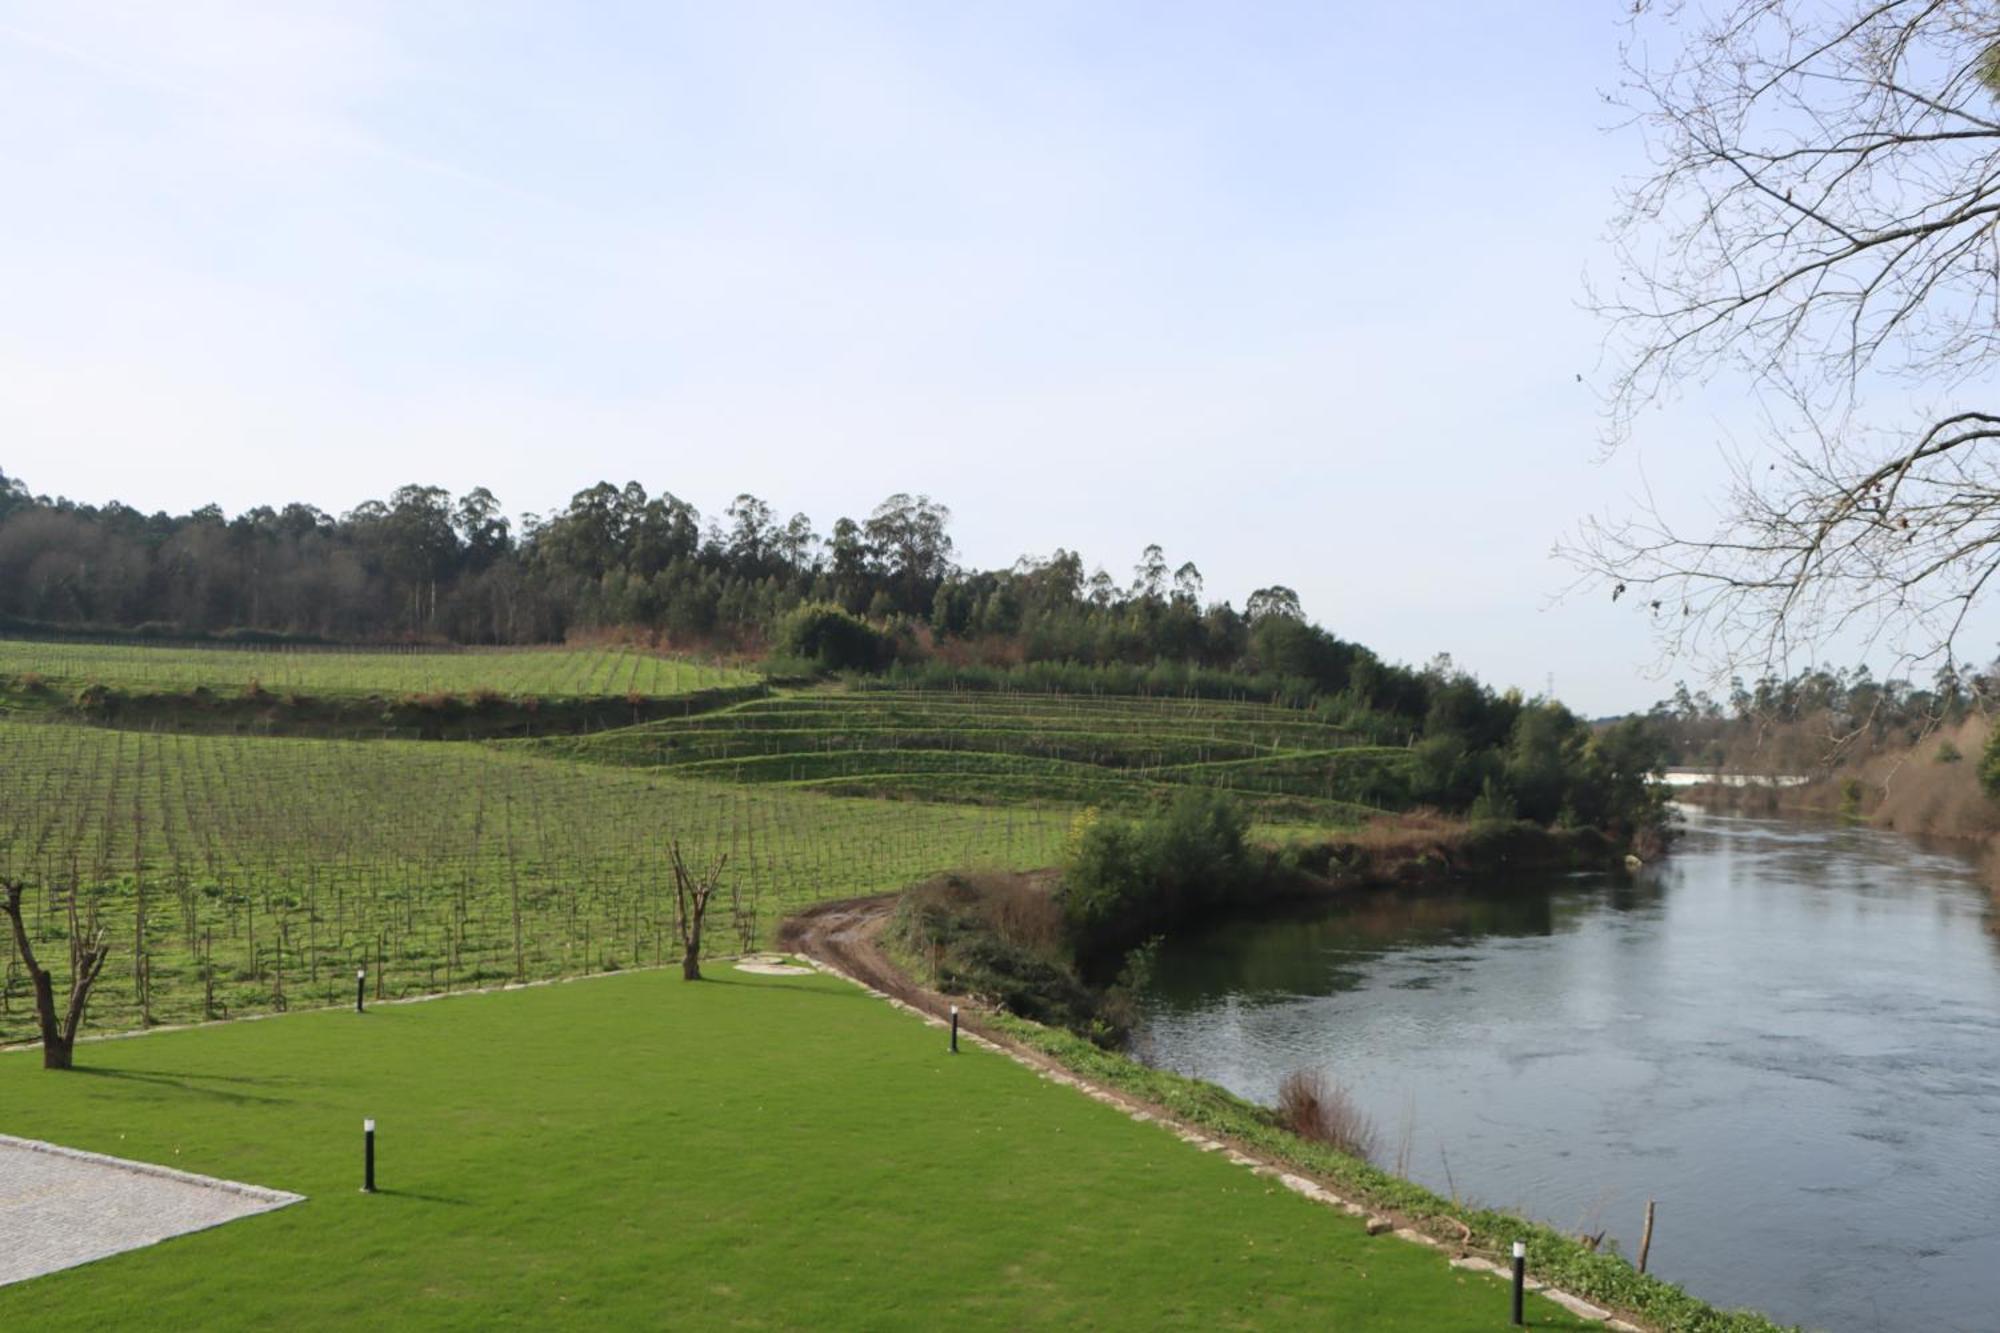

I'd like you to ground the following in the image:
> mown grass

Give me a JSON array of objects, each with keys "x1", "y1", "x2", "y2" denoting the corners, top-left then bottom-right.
[
  {"x1": 0, "y1": 964, "x2": 1591, "y2": 1330},
  {"x1": 516, "y1": 691, "x2": 1413, "y2": 818},
  {"x1": 981, "y1": 1011, "x2": 1792, "y2": 1333},
  {"x1": 0, "y1": 641, "x2": 751, "y2": 700},
  {"x1": 0, "y1": 721, "x2": 1066, "y2": 1043}
]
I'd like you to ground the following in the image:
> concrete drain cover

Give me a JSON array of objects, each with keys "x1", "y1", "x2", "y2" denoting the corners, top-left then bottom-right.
[{"x1": 734, "y1": 953, "x2": 815, "y2": 976}]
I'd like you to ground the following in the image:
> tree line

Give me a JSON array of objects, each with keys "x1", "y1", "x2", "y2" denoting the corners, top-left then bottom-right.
[
  {"x1": 1644, "y1": 663, "x2": 1987, "y2": 773},
  {"x1": 0, "y1": 466, "x2": 1668, "y2": 835},
  {"x1": 0, "y1": 468, "x2": 1338, "y2": 669}
]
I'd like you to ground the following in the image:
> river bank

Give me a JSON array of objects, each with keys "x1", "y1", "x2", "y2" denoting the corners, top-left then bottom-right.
[
  {"x1": 1134, "y1": 808, "x2": 2000, "y2": 1331},
  {"x1": 782, "y1": 881, "x2": 1785, "y2": 1333},
  {"x1": 1674, "y1": 714, "x2": 2000, "y2": 846}
]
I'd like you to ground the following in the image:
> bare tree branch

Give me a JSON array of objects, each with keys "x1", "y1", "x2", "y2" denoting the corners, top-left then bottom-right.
[{"x1": 1573, "y1": 0, "x2": 2000, "y2": 678}]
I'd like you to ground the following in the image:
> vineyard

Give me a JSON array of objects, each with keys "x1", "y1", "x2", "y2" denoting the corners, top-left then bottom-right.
[
  {"x1": 516, "y1": 690, "x2": 1415, "y2": 819},
  {"x1": 0, "y1": 644, "x2": 1404, "y2": 1048},
  {"x1": 0, "y1": 641, "x2": 752, "y2": 700},
  {"x1": 0, "y1": 719, "x2": 1066, "y2": 1044}
]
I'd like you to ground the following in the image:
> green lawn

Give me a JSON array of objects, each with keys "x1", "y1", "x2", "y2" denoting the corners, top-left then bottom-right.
[{"x1": 0, "y1": 966, "x2": 1584, "y2": 1330}]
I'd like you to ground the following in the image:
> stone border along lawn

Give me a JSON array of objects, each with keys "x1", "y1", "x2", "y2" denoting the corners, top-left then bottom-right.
[
  {"x1": 0, "y1": 956, "x2": 1599, "y2": 1331},
  {"x1": 0, "y1": 1134, "x2": 302, "y2": 1287}
]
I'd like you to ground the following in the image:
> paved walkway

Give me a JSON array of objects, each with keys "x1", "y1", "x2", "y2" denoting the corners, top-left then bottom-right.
[{"x1": 0, "y1": 1134, "x2": 302, "y2": 1287}]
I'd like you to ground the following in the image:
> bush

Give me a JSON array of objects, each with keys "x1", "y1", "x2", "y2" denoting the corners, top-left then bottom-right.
[
  {"x1": 1467, "y1": 776, "x2": 1518, "y2": 824},
  {"x1": 1058, "y1": 790, "x2": 1253, "y2": 970},
  {"x1": 773, "y1": 603, "x2": 889, "y2": 673},
  {"x1": 1276, "y1": 1068, "x2": 1379, "y2": 1163},
  {"x1": 894, "y1": 875, "x2": 1100, "y2": 1034}
]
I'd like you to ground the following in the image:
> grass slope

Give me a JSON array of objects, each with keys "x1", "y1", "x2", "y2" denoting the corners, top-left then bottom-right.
[
  {"x1": 517, "y1": 691, "x2": 1412, "y2": 819},
  {"x1": 0, "y1": 641, "x2": 752, "y2": 701},
  {"x1": 0, "y1": 966, "x2": 1586, "y2": 1330}
]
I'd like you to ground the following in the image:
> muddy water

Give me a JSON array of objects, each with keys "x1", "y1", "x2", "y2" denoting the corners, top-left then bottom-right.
[{"x1": 1134, "y1": 809, "x2": 2000, "y2": 1331}]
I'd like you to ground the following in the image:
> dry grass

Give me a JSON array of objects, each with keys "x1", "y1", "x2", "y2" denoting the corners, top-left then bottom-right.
[
  {"x1": 1276, "y1": 1068, "x2": 1379, "y2": 1163},
  {"x1": 1861, "y1": 715, "x2": 2000, "y2": 840},
  {"x1": 1341, "y1": 809, "x2": 1472, "y2": 854},
  {"x1": 905, "y1": 870, "x2": 1065, "y2": 954}
]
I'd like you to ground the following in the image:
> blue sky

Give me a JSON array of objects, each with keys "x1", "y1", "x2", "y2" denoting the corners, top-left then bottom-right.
[{"x1": 0, "y1": 2, "x2": 1783, "y2": 714}]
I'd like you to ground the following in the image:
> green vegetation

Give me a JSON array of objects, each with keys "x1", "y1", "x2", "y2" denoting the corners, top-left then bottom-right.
[
  {"x1": 0, "y1": 720, "x2": 1065, "y2": 1044},
  {"x1": 0, "y1": 964, "x2": 1590, "y2": 1331},
  {"x1": 1059, "y1": 791, "x2": 1254, "y2": 969},
  {"x1": 0, "y1": 640, "x2": 750, "y2": 701},
  {"x1": 514, "y1": 690, "x2": 1409, "y2": 821},
  {"x1": 0, "y1": 633, "x2": 1680, "y2": 1322},
  {"x1": 893, "y1": 872, "x2": 1109, "y2": 1037},
  {"x1": 772, "y1": 601, "x2": 892, "y2": 673},
  {"x1": 1980, "y1": 728, "x2": 2000, "y2": 801}
]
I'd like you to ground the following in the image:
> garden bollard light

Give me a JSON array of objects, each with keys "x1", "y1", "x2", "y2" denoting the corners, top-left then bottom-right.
[
  {"x1": 1511, "y1": 1240, "x2": 1525, "y2": 1325},
  {"x1": 363, "y1": 1118, "x2": 376, "y2": 1193},
  {"x1": 950, "y1": 1004, "x2": 959, "y2": 1054},
  {"x1": 356, "y1": 967, "x2": 366, "y2": 1014}
]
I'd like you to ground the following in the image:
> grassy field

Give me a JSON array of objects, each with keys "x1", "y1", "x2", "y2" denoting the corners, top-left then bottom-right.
[
  {"x1": 0, "y1": 964, "x2": 1586, "y2": 1330},
  {"x1": 0, "y1": 720, "x2": 1066, "y2": 1044},
  {"x1": 516, "y1": 691, "x2": 1412, "y2": 820},
  {"x1": 0, "y1": 640, "x2": 752, "y2": 700}
]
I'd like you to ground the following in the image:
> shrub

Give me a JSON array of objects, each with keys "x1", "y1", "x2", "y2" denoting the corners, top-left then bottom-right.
[
  {"x1": 894, "y1": 875, "x2": 1100, "y2": 1034},
  {"x1": 1839, "y1": 776, "x2": 1867, "y2": 821},
  {"x1": 1936, "y1": 738, "x2": 1961, "y2": 764},
  {"x1": 1276, "y1": 1068, "x2": 1379, "y2": 1163},
  {"x1": 73, "y1": 681, "x2": 116, "y2": 715},
  {"x1": 1467, "y1": 776, "x2": 1518, "y2": 824},
  {"x1": 1058, "y1": 790, "x2": 1253, "y2": 970},
  {"x1": 773, "y1": 603, "x2": 889, "y2": 673}
]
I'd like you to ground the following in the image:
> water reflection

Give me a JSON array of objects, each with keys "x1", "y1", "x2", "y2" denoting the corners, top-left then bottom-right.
[{"x1": 1136, "y1": 809, "x2": 2000, "y2": 1332}]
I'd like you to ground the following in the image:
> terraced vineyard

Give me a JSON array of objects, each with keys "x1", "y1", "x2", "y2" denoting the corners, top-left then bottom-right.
[
  {"x1": 0, "y1": 640, "x2": 751, "y2": 700},
  {"x1": 0, "y1": 673, "x2": 1411, "y2": 1046},
  {"x1": 0, "y1": 720, "x2": 1065, "y2": 1043},
  {"x1": 518, "y1": 690, "x2": 1415, "y2": 820}
]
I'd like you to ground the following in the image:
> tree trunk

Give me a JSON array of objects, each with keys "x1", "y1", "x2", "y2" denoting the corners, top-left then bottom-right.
[
  {"x1": 681, "y1": 915, "x2": 703, "y2": 981},
  {"x1": 3, "y1": 879, "x2": 108, "y2": 1072},
  {"x1": 669, "y1": 842, "x2": 724, "y2": 982},
  {"x1": 41, "y1": 1032, "x2": 73, "y2": 1071},
  {"x1": 21, "y1": 949, "x2": 65, "y2": 1068}
]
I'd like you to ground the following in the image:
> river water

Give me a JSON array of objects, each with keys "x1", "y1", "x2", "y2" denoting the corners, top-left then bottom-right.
[{"x1": 1133, "y1": 808, "x2": 2000, "y2": 1332}]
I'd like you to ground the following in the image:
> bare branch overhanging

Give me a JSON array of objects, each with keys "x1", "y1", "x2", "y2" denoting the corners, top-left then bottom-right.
[{"x1": 1573, "y1": 0, "x2": 2000, "y2": 680}]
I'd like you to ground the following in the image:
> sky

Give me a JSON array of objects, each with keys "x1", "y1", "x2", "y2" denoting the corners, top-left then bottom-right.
[{"x1": 0, "y1": 1, "x2": 1816, "y2": 715}]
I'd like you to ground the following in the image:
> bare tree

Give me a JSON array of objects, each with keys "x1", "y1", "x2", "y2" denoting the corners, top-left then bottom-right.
[
  {"x1": 669, "y1": 842, "x2": 726, "y2": 981},
  {"x1": 1, "y1": 879, "x2": 111, "y2": 1071},
  {"x1": 1572, "y1": 1, "x2": 2000, "y2": 677}
]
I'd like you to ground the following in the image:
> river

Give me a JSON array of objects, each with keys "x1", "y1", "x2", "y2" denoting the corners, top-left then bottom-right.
[{"x1": 1133, "y1": 807, "x2": 2000, "y2": 1332}]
